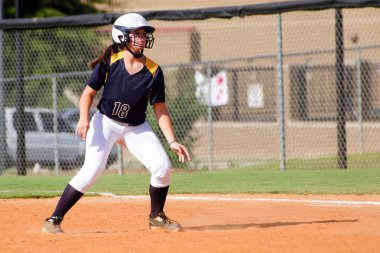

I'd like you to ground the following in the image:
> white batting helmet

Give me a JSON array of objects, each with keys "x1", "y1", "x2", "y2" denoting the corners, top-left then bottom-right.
[{"x1": 112, "y1": 13, "x2": 155, "y2": 48}]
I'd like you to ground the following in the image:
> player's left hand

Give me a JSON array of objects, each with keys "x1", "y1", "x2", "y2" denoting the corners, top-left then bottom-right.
[{"x1": 169, "y1": 141, "x2": 191, "y2": 163}]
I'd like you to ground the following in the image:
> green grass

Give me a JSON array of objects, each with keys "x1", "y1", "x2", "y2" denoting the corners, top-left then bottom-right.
[{"x1": 1, "y1": 166, "x2": 380, "y2": 198}]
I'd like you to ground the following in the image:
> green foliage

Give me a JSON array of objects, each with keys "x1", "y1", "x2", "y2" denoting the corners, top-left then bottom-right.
[
  {"x1": 146, "y1": 66, "x2": 206, "y2": 168},
  {"x1": 4, "y1": 0, "x2": 104, "y2": 19},
  {"x1": 2, "y1": 0, "x2": 106, "y2": 108},
  {"x1": 3, "y1": 27, "x2": 98, "y2": 108}
]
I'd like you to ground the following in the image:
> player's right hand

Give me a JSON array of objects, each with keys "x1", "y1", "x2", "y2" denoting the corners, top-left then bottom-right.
[
  {"x1": 169, "y1": 141, "x2": 191, "y2": 163},
  {"x1": 76, "y1": 119, "x2": 90, "y2": 140}
]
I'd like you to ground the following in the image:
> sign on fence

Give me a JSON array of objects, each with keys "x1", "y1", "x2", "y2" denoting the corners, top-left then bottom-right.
[{"x1": 195, "y1": 70, "x2": 228, "y2": 106}]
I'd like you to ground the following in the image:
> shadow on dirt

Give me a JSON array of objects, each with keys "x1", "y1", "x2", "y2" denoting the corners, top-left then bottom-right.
[{"x1": 184, "y1": 219, "x2": 358, "y2": 231}]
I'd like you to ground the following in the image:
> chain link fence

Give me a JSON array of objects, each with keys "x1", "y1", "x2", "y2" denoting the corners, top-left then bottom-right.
[{"x1": 0, "y1": 3, "x2": 380, "y2": 175}]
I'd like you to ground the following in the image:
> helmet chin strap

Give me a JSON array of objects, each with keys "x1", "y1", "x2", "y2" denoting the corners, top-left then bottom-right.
[{"x1": 126, "y1": 46, "x2": 144, "y2": 58}]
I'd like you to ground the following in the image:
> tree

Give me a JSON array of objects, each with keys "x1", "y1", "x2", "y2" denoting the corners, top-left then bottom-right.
[
  {"x1": 2, "y1": 0, "x2": 111, "y2": 108},
  {"x1": 3, "y1": 0, "x2": 108, "y2": 18}
]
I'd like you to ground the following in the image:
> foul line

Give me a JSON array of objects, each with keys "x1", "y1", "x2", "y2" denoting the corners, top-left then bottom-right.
[
  {"x1": 98, "y1": 193, "x2": 380, "y2": 207},
  {"x1": 1, "y1": 190, "x2": 380, "y2": 207}
]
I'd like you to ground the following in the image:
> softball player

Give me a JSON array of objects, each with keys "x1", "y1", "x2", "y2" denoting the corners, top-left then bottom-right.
[{"x1": 42, "y1": 13, "x2": 190, "y2": 234}]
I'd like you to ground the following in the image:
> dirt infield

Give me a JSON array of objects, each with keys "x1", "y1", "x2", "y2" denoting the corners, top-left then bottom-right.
[{"x1": 1, "y1": 194, "x2": 380, "y2": 253}]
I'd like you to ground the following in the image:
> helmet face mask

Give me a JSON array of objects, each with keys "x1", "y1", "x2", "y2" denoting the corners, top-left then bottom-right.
[
  {"x1": 144, "y1": 33, "x2": 154, "y2": 49},
  {"x1": 112, "y1": 13, "x2": 155, "y2": 49}
]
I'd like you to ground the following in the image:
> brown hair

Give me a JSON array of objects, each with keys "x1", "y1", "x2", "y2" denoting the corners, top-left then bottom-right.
[{"x1": 88, "y1": 44, "x2": 119, "y2": 70}]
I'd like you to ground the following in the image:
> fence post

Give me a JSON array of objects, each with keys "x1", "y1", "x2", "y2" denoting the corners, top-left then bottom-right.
[
  {"x1": 0, "y1": 0, "x2": 5, "y2": 174},
  {"x1": 206, "y1": 64, "x2": 213, "y2": 170},
  {"x1": 15, "y1": 29, "x2": 26, "y2": 175},
  {"x1": 355, "y1": 46, "x2": 363, "y2": 153},
  {"x1": 117, "y1": 145, "x2": 124, "y2": 175},
  {"x1": 52, "y1": 76, "x2": 59, "y2": 176},
  {"x1": 335, "y1": 8, "x2": 347, "y2": 169},
  {"x1": 277, "y1": 13, "x2": 286, "y2": 172},
  {"x1": 232, "y1": 69, "x2": 239, "y2": 121}
]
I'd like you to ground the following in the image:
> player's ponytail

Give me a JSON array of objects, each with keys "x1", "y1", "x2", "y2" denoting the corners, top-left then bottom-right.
[{"x1": 87, "y1": 44, "x2": 119, "y2": 70}]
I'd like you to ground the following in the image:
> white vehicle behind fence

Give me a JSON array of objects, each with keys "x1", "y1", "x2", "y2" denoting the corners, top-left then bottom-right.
[{"x1": 5, "y1": 107, "x2": 117, "y2": 169}]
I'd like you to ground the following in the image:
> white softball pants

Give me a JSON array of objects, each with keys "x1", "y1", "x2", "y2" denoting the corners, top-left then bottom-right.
[{"x1": 70, "y1": 111, "x2": 172, "y2": 193}]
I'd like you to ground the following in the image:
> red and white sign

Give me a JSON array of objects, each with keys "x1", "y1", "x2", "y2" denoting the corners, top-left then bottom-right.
[{"x1": 195, "y1": 70, "x2": 228, "y2": 106}]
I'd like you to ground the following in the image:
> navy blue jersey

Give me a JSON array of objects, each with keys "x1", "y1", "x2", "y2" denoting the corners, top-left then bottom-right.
[{"x1": 86, "y1": 52, "x2": 165, "y2": 126}]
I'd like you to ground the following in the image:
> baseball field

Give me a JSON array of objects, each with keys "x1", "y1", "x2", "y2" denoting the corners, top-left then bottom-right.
[{"x1": 1, "y1": 167, "x2": 380, "y2": 253}]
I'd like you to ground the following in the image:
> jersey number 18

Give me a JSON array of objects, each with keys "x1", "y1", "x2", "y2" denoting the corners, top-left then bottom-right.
[{"x1": 112, "y1": 102, "x2": 130, "y2": 118}]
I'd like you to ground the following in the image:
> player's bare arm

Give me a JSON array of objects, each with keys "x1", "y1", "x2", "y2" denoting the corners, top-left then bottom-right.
[
  {"x1": 76, "y1": 85, "x2": 98, "y2": 140},
  {"x1": 153, "y1": 102, "x2": 191, "y2": 163}
]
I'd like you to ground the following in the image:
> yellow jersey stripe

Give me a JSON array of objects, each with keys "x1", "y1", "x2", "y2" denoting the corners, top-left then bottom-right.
[
  {"x1": 109, "y1": 53, "x2": 158, "y2": 77},
  {"x1": 106, "y1": 52, "x2": 123, "y2": 84},
  {"x1": 111, "y1": 51, "x2": 123, "y2": 65},
  {"x1": 104, "y1": 72, "x2": 108, "y2": 84},
  {"x1": 145, "y1": 57, "x2": 159, "y2": 77}
]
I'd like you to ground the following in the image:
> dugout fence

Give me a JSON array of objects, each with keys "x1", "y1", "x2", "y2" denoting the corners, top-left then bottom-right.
[{"x1": 0, "y1": 0, "x2": 380, "y2": 175}]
